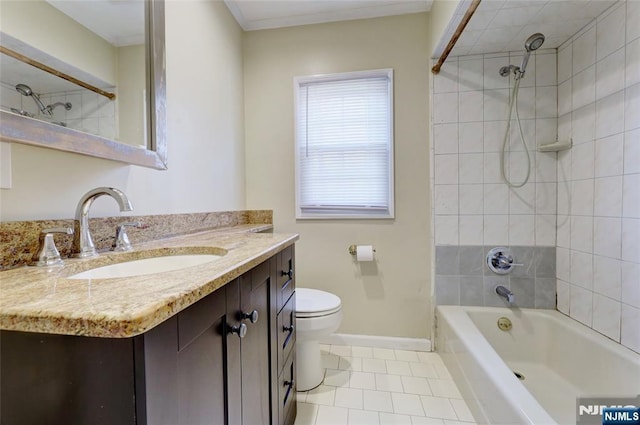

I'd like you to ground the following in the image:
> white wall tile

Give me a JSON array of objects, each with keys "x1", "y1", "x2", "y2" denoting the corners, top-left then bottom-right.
[
  {"x1": 623, "y1": 174, "x2": 640, "y2": 218},
  {"x1": 572, "y1": 103, "x2": 595, "y2": 144},
  {"x1": 596, "y1": 91, "x2": 625, "y2": 138},
  {"x1": 536, "y1": 215, "x2": 556, "y2": 246},
  {"x1": 434, "y1": 154, "x2": 458, "y2": 184},
  {"x1": 593, "y1": 217, "x2": 622, "y2": 258},
  {"x1": 572, "y1": 66, "x2": 595, "y2": 110},
  {"x1": 593, "y1": 256, "x2": 622, "y2": 300},
  {"x1": 508, "y1": 151, "x2": 532, "y2": 184},
  {"x1": 483, "y1": 184, "x2": 508, "y2": 215},
  {"x1": 458, "y1": 58, "x2": 484, "y2": 92},
  {"x1": 434, "y1": 185, "x2": 458, "y2": 215},
  {"x1": 509, "y1": 214, "x2": 535, "y2": 245},
  {"x1": 557, "y1": 280, "x2": 570, "y2": 315},
  {"x1": 458, "y1": 91, "x2": 483, "y2": 122},
  {"x1": 571, "y1": 142, "x2": 595, "y2": 180},
  {"x1": 536, "y1": 182, "x2": 557, "y2": 214},
  {"x1": 535, "y1": 86, "x2": 557, "y2": 119},
  {"x1": 571, "y1": 179, "x2": 594, "y2": 216},
  {"x1": 536, "y1": 118, "x2": 557, "y2": 149},
  {"x1": 483, "y1": 121, "x2": 507, "y2": 152},
  {"x1": 628, "y1": 0, "x2": 640, "y2": 42},
  {"x1": 434, "y1": 61, "x2": 459, "y2": 94},
  {"x1": 483, "y1": 153, "x2": 503, "y2": 184},
  {"x1": 459, "y1": 184, "x2": 483, "y2": 215},
  {"x1": 594, "y1": 133, "x2": 624, "y2": 177},
  {"x1": 536, "y1": 53, "x2": 557, "y2": 87},
  {"x1": 433, "y1": 93, "x2": 458, "y2": 123},
  {"x1": 484, "y1": 57, "x2": 509, "y2": 90},
  {"x1": 558, "y1": 44, "x2": 573, "y2": 84},
  {"x1": 596, "y1": 48, "x2": 625, "y2": 101},
  {"x1": 509, "y1": 184, "x2": 535, "y2": 215},
  {"x1": 517, "y1": 87, "x2": 536, "y2": 119},
  {"x1": 459, "y1": 215, "x2": 484, "y2": 245},
  {"x1": 596, "y1": 3, "x2": 626, "y2": 62},
  {"x1": 484, "y1": 215, "x2": 509, "y2": 246},
  {"x1": 593, "y1": 176, "x2": 623, "y2": 217},
  {"x1": 621, "y1": 304, "x2": 640, "y2": 353},
  {"x1": 484, "y1": 89, "x2": 509, "y2": 121},
  {"x1": 625, "y1": 83, "x2": 640, "y2": 131},
  {"x1": 434, "y1": 124, "x2": 458, "y2": 154},
  {"x1": 621, "y1": 218, "x2": 640, "y2": 263},
  {"x1": 557, "y1": 215, "x2": 571, "y2": 248},
  {"x1": 573, "y1": 26, "x2": 596, "y2": 74},
  {"x1": 624, "y1": 129, "x2": 640, "y2": 174},
  {"x1": 570, "y1": 284, "x2": 593, "y2": 326},
  {"x1": 558, "y1": 80, "x2": 572, "y2": 116},
  {"x1": 571, "y1": 251, "x2": 593, "y2": 289},
  {"x1": 458, "y1": 122, "x2": 484, "y2": 153},
  {"x1": 435, "y1": 216, "x2": 458, "y2": 246},
  {"x1": 458, "y1": 154, "x2": 484, "y2": 184},
  {"x1": 535, "y1": 152, "x2": 557, "y2": 183},
  {"x1": 571, "y1": 215, "x2": 594, "y2": 253},
  {"x1": 622, "y1": 261, "x2": 640, "y2": 309},
  {"x1": 626, "y1": 38, "x2": 640, "y2": 88},
  {"x1": 557, "y1": 247, "x2": 571, "y2": 282},
  {"x1": 592, "y1": 294, "x2": 621, "y2": 341}
]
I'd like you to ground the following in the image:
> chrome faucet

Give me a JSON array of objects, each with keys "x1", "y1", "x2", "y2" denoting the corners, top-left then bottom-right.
[
  {"x1": 72, "y1": 187, "x2": 133, "y2": 258},
  {"x1": 495, "y1": 285, "x2": 515, "y2": 305}
]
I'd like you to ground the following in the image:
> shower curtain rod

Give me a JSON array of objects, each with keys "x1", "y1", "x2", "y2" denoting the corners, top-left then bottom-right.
[
  {"x1": 0, "y1": 46, "x2": 116, "y2": 100},
  {"x1": 431, "y1": 0, "x2": 482, "y2": 74}
]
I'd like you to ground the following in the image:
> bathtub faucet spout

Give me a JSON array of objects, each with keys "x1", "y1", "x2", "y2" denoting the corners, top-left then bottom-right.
[{"x1": 495, "y1": 285, "x2": 515, "y2": 305}]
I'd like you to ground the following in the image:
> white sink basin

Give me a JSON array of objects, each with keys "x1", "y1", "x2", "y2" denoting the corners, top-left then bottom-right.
[{"x1": 68, "y1": 254, "x2": 223, "y2": 279}]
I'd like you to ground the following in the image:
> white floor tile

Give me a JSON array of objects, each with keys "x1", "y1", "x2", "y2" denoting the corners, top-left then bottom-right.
[
  {"x1": 401, "y1": 376, "x2": 432, "y2": 396},
  {"x1": 335, "y1": 387, "x2": 364, "y2": 409},
  {"x1": 450, "y1": 399, "x2": 475, "y2": 422},
  {"x1": 363, "y1": 358, "x2": 388, "y2": 373},
  {"x1": 351, "y1": 346, "x2": 374, "y2": 358},
  {"x1": 331, "y1": 345, "x2": 353, "y2": 357},
  {"x1": 411, "y1": 416, "x2": 446, "y2": 425},
  {"x1": 392, "y1": 393, "x2": 425, "y2": 416},
  {"x1": 416, "y1": 352, "x2": 444, "y2": 365},
  {"x1": 386, "y1": 360, "x2": 413, "y2": 376},
  {"x1": 349, "y1": 371, "x2": 377, "y2": 390},
  {"x1": 433, "y1": 363, "x2": 453, "y2": 379},
  {"x1": 316, "y1": 405, "x2": 348, "y2": 425},
  {"x1": 443, "y1": 421, "x2": 477, "y2": 425},
  {"x1": 395, "y1": 350, "x2": 420, "y2": 362},
  {"x1": 373, "y1": 348, "x2": 397, "y2": 360},
  {"x1": 348, "y1": 409, "x2": 380, "y2": 425},
  {"x1": 322, "y1": 353, "x2": 340, "y2": 369},
  {"x1": 339, "y1": 356, "x2": 363, "y2": 371},
  {"x1": 306, "y1": 385, "x2": 336, "y2": 406},
  {"x1": 380, "y1": 412, "x2": 413, "y2": 425},
  {"x1": 428, "y1": 379, "x2": 462, "y2": 399},
  {"x1": 376, "y1": 373, "x2": 404, "y2": 392},
  {"x1": 324, "y1": 368, "x2": 350, "y2": 387},
  {"x1": 410, "y1": 362, "x2": 438, "y2": 378},
  {"x1": 363, "y1": 389, "x2": 394, "y2": 412},
  {"x1": 420, "y1": 396, "x2": 458, "y2": 420},
  {"x1": 319, "y1": 343, "x2": 331, "y2": 352},
  {"x1": 294, "y1": 402, "x2": 318, "y2": 425},
  {"x1": 297, "y1": 391, "x2": 307, "y2": 402}
]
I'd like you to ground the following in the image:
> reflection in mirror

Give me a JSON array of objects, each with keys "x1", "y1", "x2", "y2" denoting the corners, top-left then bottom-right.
[{"x1": 0, "y1": 0, "x2": 167, "y2": 170}]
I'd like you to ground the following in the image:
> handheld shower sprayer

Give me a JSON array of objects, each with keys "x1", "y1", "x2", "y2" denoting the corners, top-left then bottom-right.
[
  {"x1": 15, "y1": 83, "x2": 51, "y2": 116},
  {"x1": 498, "y1": 33, "x2": 545, "y2": 80}
]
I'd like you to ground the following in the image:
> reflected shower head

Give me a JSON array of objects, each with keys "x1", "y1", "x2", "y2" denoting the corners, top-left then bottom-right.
[
  {"x1": 15, "y1": 83, "x2": 51, "y2": 116},
  {"x1": 520, "y1": 33, "x2": 545, "y2": 77}
]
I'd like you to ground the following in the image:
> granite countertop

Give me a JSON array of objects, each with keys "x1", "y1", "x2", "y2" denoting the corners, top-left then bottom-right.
[{"x1": 0, "y1": 225, "x2": 298, "y2": 338}]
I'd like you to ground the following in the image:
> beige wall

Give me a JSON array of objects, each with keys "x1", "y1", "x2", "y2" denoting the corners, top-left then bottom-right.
[
  {"x1": 0, "y1": 0, "x2": 246, "y2": 220},
  {"x1": 117, "y1": 45, "x2": 146, "y2": 146},
  {"x1": 427, "y1": 0, "x2": 459, "y2": 58},
  {"x1": 244, "y1": 13, "x2": 431, "y2": 338}
]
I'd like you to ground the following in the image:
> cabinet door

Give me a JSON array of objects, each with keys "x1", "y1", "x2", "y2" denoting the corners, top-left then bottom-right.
[
  {"x1": 240, "y1": 259, "x2": 272, "y2": 425},
  {"x1": 176, "y1": 285, "x2": 229, "y2": 425}
]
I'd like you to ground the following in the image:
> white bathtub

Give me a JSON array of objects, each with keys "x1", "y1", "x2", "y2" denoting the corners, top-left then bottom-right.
[{"x1": 436, "y1": 306, "x2": 640, "y2": 425}]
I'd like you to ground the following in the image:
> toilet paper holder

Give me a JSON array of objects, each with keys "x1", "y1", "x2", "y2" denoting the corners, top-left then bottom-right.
[{"x1": 348, "y1": 245, "x2": 376, "y2": 255}]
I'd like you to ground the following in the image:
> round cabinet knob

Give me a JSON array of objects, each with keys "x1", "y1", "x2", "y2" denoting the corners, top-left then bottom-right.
[
  {"x1": 242, "y1": 309, "x2": 259, "y2": 324},
  {"x1": 281, "y1": 269, "x2": 293, "y2": 279},
  {"x1": 229, "y1": 323, "x2": 247, "y2": 338}
]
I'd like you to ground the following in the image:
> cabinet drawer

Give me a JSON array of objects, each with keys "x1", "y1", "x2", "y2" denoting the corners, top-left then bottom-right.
[
  {"x1": 277, "y1": 292, "x2": 296, "y2": 373},
  {"x1": 277, "y1": 246, "x2": 295, "y2": 313},
  {"x1": 278, "y1": 350, "x2": 296, "y2": 425}
]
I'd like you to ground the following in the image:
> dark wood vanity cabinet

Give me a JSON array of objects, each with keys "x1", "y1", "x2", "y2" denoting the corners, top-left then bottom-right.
[{"x1": 0, "y1": 247, "x2": 296, "y2": 425}]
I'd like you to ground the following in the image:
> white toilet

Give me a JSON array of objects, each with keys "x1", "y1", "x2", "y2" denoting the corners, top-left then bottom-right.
[{"x1": 295, "y1": 287, "x2": 343, "y2": 391}]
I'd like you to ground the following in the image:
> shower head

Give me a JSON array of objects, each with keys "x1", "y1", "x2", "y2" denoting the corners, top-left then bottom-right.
[
  {"x1": 15, "y1": 83, "x2": 51, "y2": 116},
  {"x1": 525, "y1": 33, "x2": 545, "y2": 52},
  {"x1": 520, "y1": 33, "x2": 545, "y2": 77}
]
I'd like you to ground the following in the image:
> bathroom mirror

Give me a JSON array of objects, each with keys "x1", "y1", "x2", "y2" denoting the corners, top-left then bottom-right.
[{"x1": 0, "y1": 0, "x2": 167, "y2": 170}]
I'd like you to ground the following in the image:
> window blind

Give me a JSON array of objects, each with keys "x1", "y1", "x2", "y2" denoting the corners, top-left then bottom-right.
[{"x1": 295, "y1": 70, "x2": 393, "y2": 218}]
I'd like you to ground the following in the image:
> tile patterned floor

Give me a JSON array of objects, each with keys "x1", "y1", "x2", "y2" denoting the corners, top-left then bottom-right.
[{"x1": 295, "y1": 344, "x2": 477, "y2": 425}]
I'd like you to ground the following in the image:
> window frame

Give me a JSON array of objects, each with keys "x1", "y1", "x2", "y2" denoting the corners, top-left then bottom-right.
[{"x1": 294, "y1": 68, "x2": 395, "y2": 220}]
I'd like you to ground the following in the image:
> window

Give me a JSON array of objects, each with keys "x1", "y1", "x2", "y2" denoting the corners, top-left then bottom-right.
[{"x1": 294, "y1": 69, "x2": 394, "y2": 219}]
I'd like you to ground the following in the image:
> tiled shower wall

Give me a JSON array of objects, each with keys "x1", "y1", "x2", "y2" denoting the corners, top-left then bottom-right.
[
  {"x1": 555, "y1": 1, "x2": 640, "y2": 353},
  {"x1": 431, "y1": 47, "x2": 558, "y2": 308}
]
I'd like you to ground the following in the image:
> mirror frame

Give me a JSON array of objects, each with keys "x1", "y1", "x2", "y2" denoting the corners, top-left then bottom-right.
[{"x1": 0, "y1": 0, "x2": 167, "y2": 170}]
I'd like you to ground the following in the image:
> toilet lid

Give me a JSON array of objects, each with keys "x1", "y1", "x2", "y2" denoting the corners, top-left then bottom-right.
[{"x1": 296, "y1": 288, "x2": 341, "y2": 317}]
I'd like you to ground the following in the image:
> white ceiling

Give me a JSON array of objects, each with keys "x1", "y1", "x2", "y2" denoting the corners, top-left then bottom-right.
[
  {"x1": 433, "y1": 0, "x2": 619, "y2": 58},
  {"x1": 224, "y1": 0, "x2": 433, "y2": 31}
]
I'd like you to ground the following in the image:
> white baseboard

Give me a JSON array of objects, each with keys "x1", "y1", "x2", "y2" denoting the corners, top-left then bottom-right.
[{"x1": 320, "y1": 333, "x2": 432, "y2": 352}]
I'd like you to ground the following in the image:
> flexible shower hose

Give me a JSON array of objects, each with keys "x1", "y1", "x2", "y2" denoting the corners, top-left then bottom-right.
[{"x1": 500, "y1": 74, "x2": 531, "y2": 188}]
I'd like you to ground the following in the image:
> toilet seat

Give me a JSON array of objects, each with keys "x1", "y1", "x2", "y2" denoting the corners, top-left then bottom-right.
[{"x1": 296, "y1": 288, "x2": 341, "y2": 318}]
